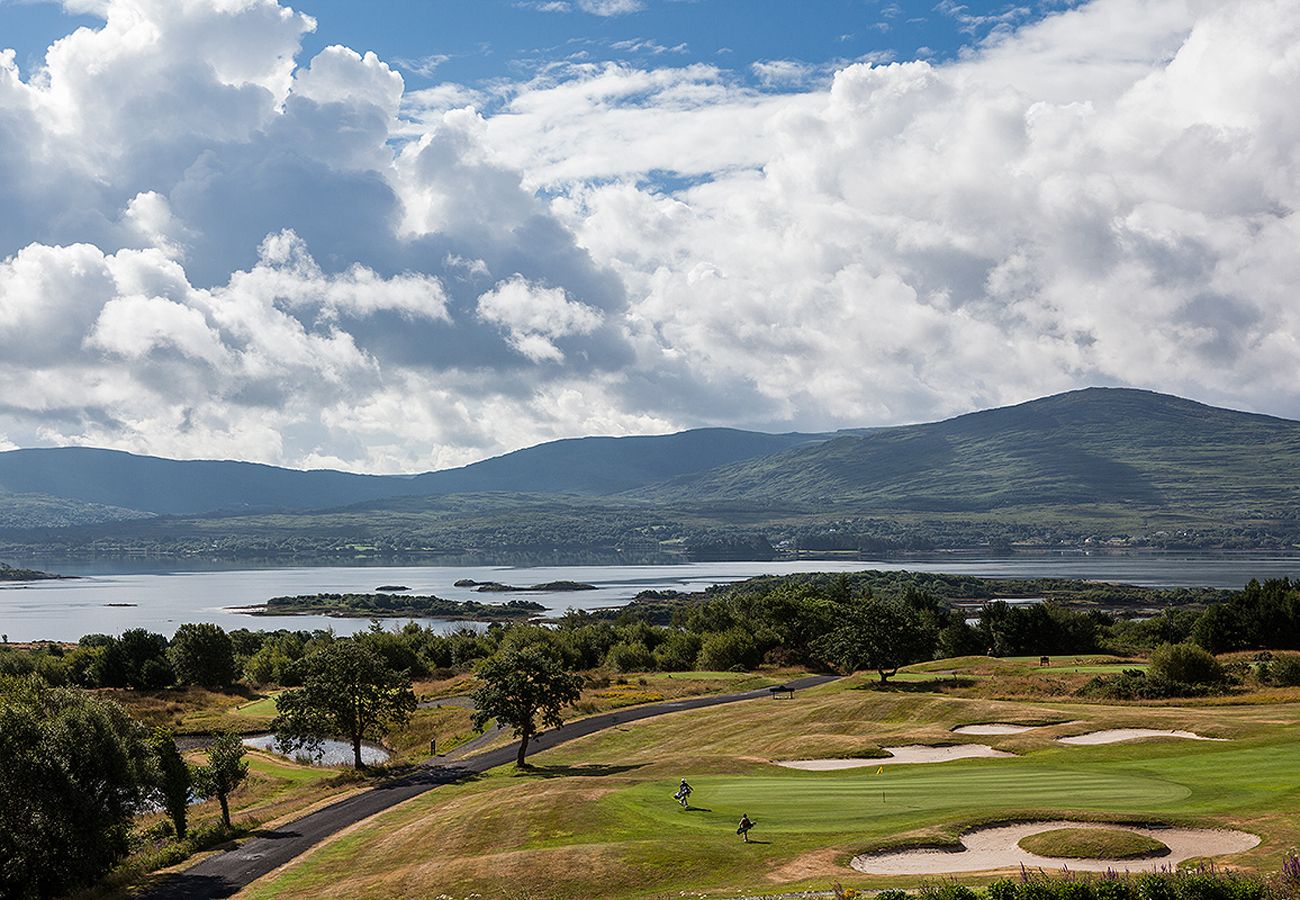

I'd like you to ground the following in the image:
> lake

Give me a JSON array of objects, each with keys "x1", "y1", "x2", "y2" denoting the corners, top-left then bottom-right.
[{"x1": 1, "y1": 553, "x2": 1296, "y2": 643}]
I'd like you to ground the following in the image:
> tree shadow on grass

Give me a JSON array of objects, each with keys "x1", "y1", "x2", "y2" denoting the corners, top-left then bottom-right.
[
  {"x1": 854, "y1": 678, "x2": 976, "y2": 693},
  {"x1": 513, "y1": 763, "x2": 646, "y2": 779}
]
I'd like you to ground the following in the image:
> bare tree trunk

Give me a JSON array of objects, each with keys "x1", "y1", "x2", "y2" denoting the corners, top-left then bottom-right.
[
  {"x1": 354, "y1": 734, "x2": 364, "y2": 769},
  {"x1": 219, "y1": 792, "x2": 231, "y2": 829}
]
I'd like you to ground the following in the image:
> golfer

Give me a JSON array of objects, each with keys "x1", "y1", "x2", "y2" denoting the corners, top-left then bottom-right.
[
  {"x1": 674, "y1": 779, "x2": 693, "y2": 808},
  {"x1": 737, "y1": 813, "x2": 754, "y2": 842}
]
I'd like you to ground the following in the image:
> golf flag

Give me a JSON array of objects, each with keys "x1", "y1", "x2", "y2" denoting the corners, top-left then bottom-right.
[{"x1": 875, "y1": 765, "x2": 884, "y2": 775}]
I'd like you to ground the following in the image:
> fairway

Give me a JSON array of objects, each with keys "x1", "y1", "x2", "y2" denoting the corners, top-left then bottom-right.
[
  {"x1": 243, "y1": 675, "x2": 1300, "y2": 900},
  {"x1": 237, "y1": 695, "x2": 280, "y2": 719}
]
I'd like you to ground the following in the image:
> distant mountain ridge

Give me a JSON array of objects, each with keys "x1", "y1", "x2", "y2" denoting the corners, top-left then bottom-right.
[
  {"x1": 632, "y1": 388, "x2": 1300, "y2": 513},
  {"x1": 2, "y1": 389, "x2": 1298, "y2": 551},
  {"x1": 0, "y1": 428, "x2": 827, "y2": 520}
]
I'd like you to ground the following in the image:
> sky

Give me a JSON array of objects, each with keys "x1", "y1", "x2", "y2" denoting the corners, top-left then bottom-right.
[{"x1": 0, "y1": 0, "x2": 1297, "y2": 473}]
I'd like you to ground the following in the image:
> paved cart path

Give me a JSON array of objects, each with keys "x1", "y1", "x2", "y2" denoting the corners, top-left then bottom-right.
[{"x1": 149, "y1": 674, "x2": 837, "y2": 899}]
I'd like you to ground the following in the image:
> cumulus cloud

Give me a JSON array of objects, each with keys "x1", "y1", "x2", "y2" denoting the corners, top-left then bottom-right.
[
  {"x1": 1, "y1": 0, "x2": 1299, "y2": 473},
  {"x1": 477, "y1": 276, "x2": 604, "y2": 362}
]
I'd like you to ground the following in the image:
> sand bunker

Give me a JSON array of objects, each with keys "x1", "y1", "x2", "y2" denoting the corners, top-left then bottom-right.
[
  {"x1": 852, "y1": 820, "x2": 1259, "y2": 875},
  {"x1": 1058, "y1": 729, "x2": 1227, "y2": 745},
  {"x1": 952, "y1": 723, "x2": 1036, "y2": 735},
  {"x1": 776, "y1": 744, "x2": 1014, "y2": 770}
]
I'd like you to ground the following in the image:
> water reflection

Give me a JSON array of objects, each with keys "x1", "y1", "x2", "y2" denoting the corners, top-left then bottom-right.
[{"x1": 242, "y1": 733, "x2": 390, "y2": 767}]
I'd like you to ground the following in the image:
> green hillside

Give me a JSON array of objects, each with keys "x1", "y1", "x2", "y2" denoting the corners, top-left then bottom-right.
[
  {"x1": 2, "y1": 388, "x2": 1298, "y2": 555},
  {"x1": 0, "y1": 489, "x2": 155, "y2": 529},
  {"x1": 635, "y1": 388, "x2": 1300, "y2": 516},
  {"x1": 0, "y1": 429, "x2": 824, "y2": 520}
]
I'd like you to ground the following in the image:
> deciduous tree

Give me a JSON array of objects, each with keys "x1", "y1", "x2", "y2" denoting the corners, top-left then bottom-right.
[
  {"x1": 193, "y1": 732, "x2": 248, "y2": 829},
  {"x1": 815, "y1": 597, "x2": 934, "y2": 682},
  {"x1": 169, "y1": 623, "x2": 237, "y2": 689},
  {"x1": 271, "y1": 639, "x2": 415, "y2": 769},
  {"x1": 0, "y1": 677, "x2": 153, "y2": 898},
  {"x1": 148, "y1": 727, "x2": 192, "y2": 838},
  {"x1": 471, "y1": 646, "x2": 583, "y2": 767}
]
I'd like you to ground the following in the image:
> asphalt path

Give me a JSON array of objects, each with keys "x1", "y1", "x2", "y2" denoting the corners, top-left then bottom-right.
[{"x1": 147, "y1": 674, "x2": 837, "y2": 899}]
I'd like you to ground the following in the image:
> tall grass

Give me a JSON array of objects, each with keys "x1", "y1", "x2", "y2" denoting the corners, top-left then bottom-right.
[{"x1": 832, "y1": 856, "x2": 1300, "y2": 900}]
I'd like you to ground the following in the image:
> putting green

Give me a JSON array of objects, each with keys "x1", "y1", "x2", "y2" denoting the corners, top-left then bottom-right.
[{"x1": 619, "y1": 764, "x2": 1190, "y2": 834}]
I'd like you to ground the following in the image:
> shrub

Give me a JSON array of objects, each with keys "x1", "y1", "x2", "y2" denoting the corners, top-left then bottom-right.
[
  {"x1": 1056, "y1": 882, "x2": 1097, "y2": 900},
  {"x1": 987, "y1": 880, "x2": 1019, "y2": 900},
  {"x1": 604, "y1": 641, "x2": 654, "y2": 673},
  {"x1": 652, "y1": 631, "x2": 702, "y2": 671},
  {"x1": 965, "y1": 870, "x2": 1267, "y2": 900},
  {"x1": 1093, "y1": 881, "x2": 1135, "y2": 900},
  {"x1": 696, "y1": 628, "x2": 760, "y2": 671},
  {"x1": 917, "y1": 882, "x2": 978, "y2": 900},
  {"x1": 1265, "y1": 654, "x2": 1300, "y2": 686},
  {"x1": 1077, "y1": 670, "x2": 1210, "y2": 700},
  {"x1": 1150, "y1": 642, "x2": 1224, "y2": 686},
  {"x1": 1136, "y1": 874, "x2": 1178, "y2": 900}
]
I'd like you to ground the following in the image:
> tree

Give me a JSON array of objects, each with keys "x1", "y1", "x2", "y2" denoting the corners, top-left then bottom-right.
[
  {"x1": 147, "y1": 728, "x2": 192, "y2": 838},
  {"x1": 937, "y1": 619, "x2": 985, "y2": 659},
  {"x1": 87, "y1": 629, "x2": 172, "y2": 689},
  {"x1": 471, "y1": 646, "x2": 584, "y2": 768},
  {"x1": 193, "y1": 732, "x2": 248, "y2": 829},
  {"x1": 605, "y1": 640, "x2": 654, "y2": 673},
  {"x1": 696, "y1": 627, "x2": 761, "y2": 671},
  {"x1": 271, "y1": 639, "x2": 415, "y2": 769},
  {"x1": 815, "y1": 597, "x2": 935, "y2": 682},
  {"x1": 1149, "y1": 642, "x2": 1224, "y2": 686},
  {"x1": 169, "y1": 623, "x2": 237, "y2": 689},
  {"x1": 0, "y1": 676, "x2": 154, "y2": 898}
]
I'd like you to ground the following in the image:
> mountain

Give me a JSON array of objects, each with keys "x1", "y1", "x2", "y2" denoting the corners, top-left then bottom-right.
[
  {"x1": 634, "y1": 388, "x2": 1300, "y2": 514},
  {"x1": 406, "y1": 428, "x2": 825, "y2": 497},
  {"x1": 0, "y1": 489, "x2": 156, "y2": 529},
  {"x1": 0, "y1": 429, "x2": 825, "y2": 520},
  {"x1": 3, "y1": 388, "x2": 1298, "y2": 553},
  {"x1": 0, "y1": 448, "x2": 401, "y2": 517}
]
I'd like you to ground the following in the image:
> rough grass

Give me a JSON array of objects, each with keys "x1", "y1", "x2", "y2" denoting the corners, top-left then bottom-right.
[
  {"x1": 242, "y1": 669, "x2": 1300, "y2": 900},
  {"x1": 1018, "y1": 827, "x2": 1169, "y2": 860},
  {"x1": 383, "y1": 705, "x2": 478, "y2": 761},
  {"x1": 100, "y1": 685, "x2": 272, "y2": 733}
]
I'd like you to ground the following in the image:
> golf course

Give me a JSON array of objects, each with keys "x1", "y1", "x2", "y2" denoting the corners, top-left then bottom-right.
[{"x1": 238, "y1": 658, "x2": 1300, "y2": 899}]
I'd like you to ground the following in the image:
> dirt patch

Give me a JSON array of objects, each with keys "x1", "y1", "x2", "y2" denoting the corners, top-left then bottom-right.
[
  {"x1": 1057, "y1": 729, "x2": 1227, "y2": 745},
  {"x1": 851, "y1": 821, "x2": 1259, "y2": 875},
  {"x1": 766, "y1": 847, "x2": 845, "y2": 882},
  {"x1": 775, "y1": 744, "x2": 1014, "y2": 770}
]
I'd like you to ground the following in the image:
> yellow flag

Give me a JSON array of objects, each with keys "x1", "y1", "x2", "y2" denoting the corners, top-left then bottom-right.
[{"x1": 876, "y1": 766, "x2": 884, "y2": 775}]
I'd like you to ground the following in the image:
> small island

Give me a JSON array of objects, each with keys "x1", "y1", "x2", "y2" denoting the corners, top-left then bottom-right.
[
  {"x1": 247, "y1": 592, "x2": 546, "y2": 620},
  {"x1": 453, "y1": 579, "x2": 597, "y2": 593},
  {"x1": 0, "y1": 563, "x2": 69, "y2": 581},
  {"x1": 374, "y1": 584, "x2": 410, "y2": 592}
]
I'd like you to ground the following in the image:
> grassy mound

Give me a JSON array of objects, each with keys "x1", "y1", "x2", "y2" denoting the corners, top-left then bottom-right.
[{"x1": 1019, "y1": 827, "x2": 1169, "y2": 860}]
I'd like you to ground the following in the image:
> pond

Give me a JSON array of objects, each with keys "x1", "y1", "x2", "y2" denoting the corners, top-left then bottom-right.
[{"x1": 242, "y1": 733, "x2": 391, "y2": 767}]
